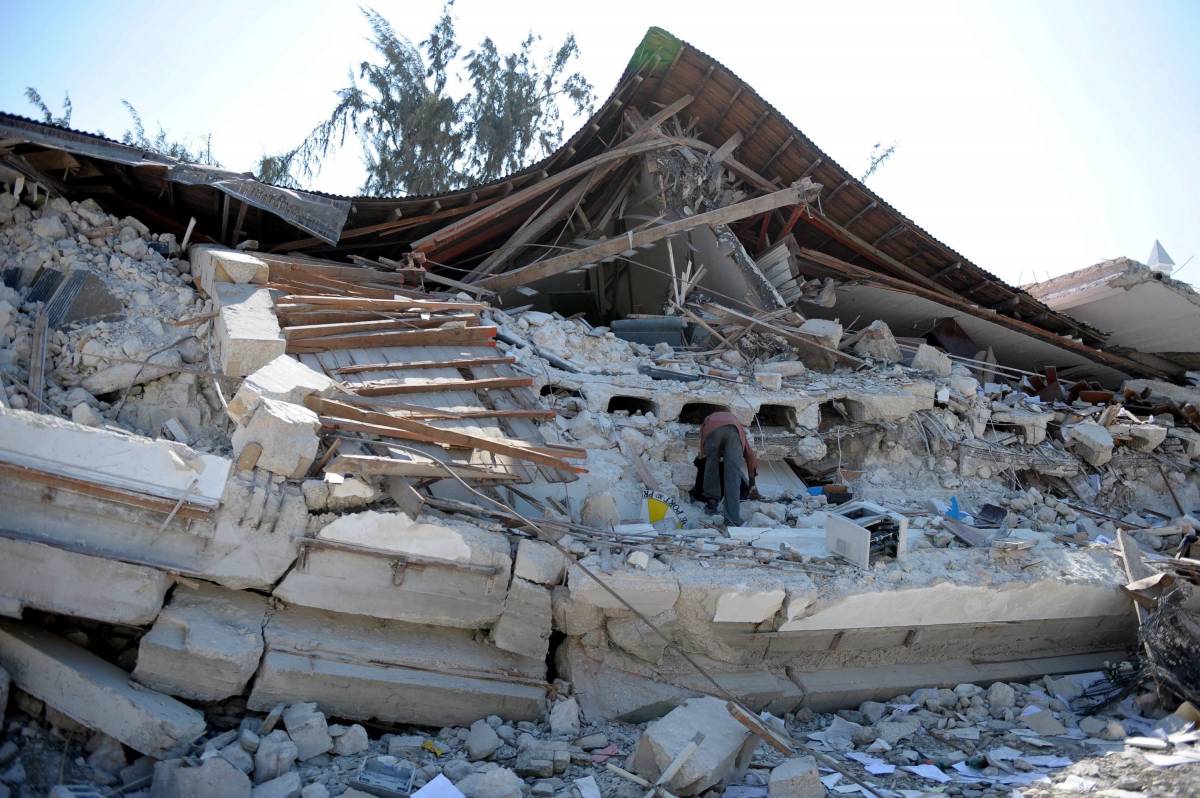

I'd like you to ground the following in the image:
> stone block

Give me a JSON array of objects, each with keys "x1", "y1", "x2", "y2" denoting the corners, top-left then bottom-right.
[
  {"x1": 713, "y1": 589, "x2": 785, "y2": 623},
  {"x1": 248, "y1": 605, "x2": 545, "y2": 726},
  {"x1": 456, "y1": 767, "x2": 524, "y2": 798},
  {"x1": 491, "y1": 578, "x2": 552, "y2": 660},
  {"x1": 1066, "y1": 422, "x2": 1113, "y2": 467},
  {"x1": 189, "y1": 246, "x2": 269, "y2": 297},
  {"x1": 274, "y1": 511, "x2": 511, "y2": 628},
  {"x1": 0, "y1": 620, "x2": 204, "y2": 758},
  {"x1": 215, "y1": 283, "x2": 286, "y2": 378},
  {"x1": 251, "y1": 771, "x2": 302, "y2": 798},
  {"x1": 851, "y1": 320, "x2": 901, "y2": 363},
  {"x1": 768, "y1": 756, "x2": 824, "y2": 798},
  {"x1": 566, "y1": 557, "x2": 680, "y2": 616},
  {"x1": 176, "y1": 756, "x2": 252, "y2": 798},
  {"x1": 548, "y1": 696, "x2": 580, "y2": 737},
  {"x1": 910, "y1": 343, "x2": 952, "y2": 377},
  {"x1": 633, "y1": 696, "x2": 757, "y2": 795},
  {"x1": 331, "y1": 724, "x2": 369, "y2": 756},
  {"x1": 282, "y1": 702, "x2": 332, "y2": 760},
  {"x1": 232, "y1": 397, "x2": 320, "y2": 478},
  {"x1": 513, "y1": 539, "x2": 568, "y2": 586},
  {"x1": 0, "y1": 536, "x2": 171, "y2": 625},
  {"x1": 226, "y1": 355, "x2": 336, "y2": 425},
  {"x1": 798, "y1": 319, "x2": 842, "y2": 351},
  {"x1": 254, "y1": 730, "x2": 298, "y2": 783},
  {"x1": 134, "y1": 583, "x2": 269, "y2": 701}
]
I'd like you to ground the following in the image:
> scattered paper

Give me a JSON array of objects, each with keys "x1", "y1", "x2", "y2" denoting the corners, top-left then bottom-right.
[
  {"x1": 820, "y1": 773, "x2": 843, "y2": 789},
  {"x1": 866, "y1": 763, "x2": 896, "y2": 775},
  {"x1": 1022, "y1": 755, "x2": 1072, "y2": 768},
  {"x1": 1144, "y1": 751, "x2": 1200, "y2": 767},
  {"x1": 1124, "y1": 736, "x2": 1169, "y2": 750},
  {"x1": 574, "y1": 775, "x2": 601, "y2": 798},
  {"x1": 903, "y1": 765, "x2": 950, "y2": 783},
  {"x1": 411, "y1": 775, "x2": 465, "y2": 798}
]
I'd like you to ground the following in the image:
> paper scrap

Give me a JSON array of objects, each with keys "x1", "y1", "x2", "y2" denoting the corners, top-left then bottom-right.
[
  {"x1": 903, "y1": 765, "x2": 950, "y2": 783},
  {"x1": 411, "y1": 775, "x2": 465, "y2": 798}
]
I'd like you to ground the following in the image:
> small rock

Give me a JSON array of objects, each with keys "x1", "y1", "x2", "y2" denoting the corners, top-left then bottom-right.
[
  {"x1": 176, "y1": 757, "x2": 252, "y2": 798},
  {"x1": 858, "y1": 701, "x2": 887, "y2": 725},
  {"x1": 986, "y1": 682, "x2": 1016, "y2": 710},
  {"x1": 301, "y1": 785, "x2": 330, "y2": 798},
  {"x1": 282, "y1": 703, "x2": 332, "y2": 761},
  {"x1": 456, "y1": 766, "x2": 525, "y2": 798},
  {"x1": 254, "y1": 730, "x2": 299, "y2": 784},
  {"x1": 442, "y1": 759, "x2": 475, "y2": 782},
  {"x1": 251, "y1": 770, "x2": 302, "y2": 798},
  {"x1": 768, "y1": 756, "x2": 824, "y2": 798},
  {"x1": 467, "y1": 719, "x2": 502, "y2": 761},
  {"x1": 333, "y1": 724, "x2": 369, "y2": 757},
  {"x1": 575, "y1": 733, "x2": 608, "y2": 751}
]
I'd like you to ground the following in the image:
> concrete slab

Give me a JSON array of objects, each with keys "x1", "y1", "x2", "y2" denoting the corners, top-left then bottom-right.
[
  {"x1": 248, "y1": 605, "x2": 546, "y2": 726},
  {"x1": 214, "y1": 283, "x2": 286, "y2": 378},
  {"x1": 566, "y1": 557, "x2": 680, "y2": 616},
  {"x1": 134, "y1": 583, "x2": 269, "y2": 702},
  {"x1": 0, "y1": 534, "x2": 171, "y2": 625},
  {"x1": 274, "y1": 511, "x2": 511, "y2": 628},
  {"x1": 189, "y1": 246, "x2": 269, "y2": 297},
  {"x1": 491, "y1": 577, "x2": 552, "y2": 660},
  {"x1": 0, "y1": 620, "x2": 205, "y2": 758},
  {"x1": 226, "y1": 355, "x2": 337, "y2": 425}
]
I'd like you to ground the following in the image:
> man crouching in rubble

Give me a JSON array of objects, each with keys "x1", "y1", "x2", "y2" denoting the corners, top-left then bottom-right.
[{"x1": 691, "y1": 411, "x2": 758, "y2": 526}]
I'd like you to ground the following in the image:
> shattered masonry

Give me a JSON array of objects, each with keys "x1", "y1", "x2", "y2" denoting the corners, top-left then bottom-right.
[{"x1": 0, "y1": 24, "x2": 1199, "y2": 798}]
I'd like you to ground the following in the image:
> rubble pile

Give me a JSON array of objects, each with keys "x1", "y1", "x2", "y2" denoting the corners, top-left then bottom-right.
[
  {"x1": 2, "y1": 24, "x2": 1200, "y2": 796},
  {"x1": 0, "y1": 190, "x2": 224, "y2": 448}
]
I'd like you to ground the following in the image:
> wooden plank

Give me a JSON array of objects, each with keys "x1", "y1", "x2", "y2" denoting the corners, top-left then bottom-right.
[
  {"x1": 411, "y1": 135, "x2": 684, "y2": 255},
  {"x1": 283, "y1": 314, "x2": 478, "y2": 340},
  {"x1": 327, "y1": 454, "x2": 521, "y2": 482},
  {"x1": 279, "y1": 295, "x2": 485, "y2": 312},
  {"x1": 318, "y1": 412, "x2": 586, "y2": 474},
  {"x1": 1117, "y1": 530, "x2": 1154, "y2": 626},
  {"x1": 702, "y1": 303, "x2": 864, "y2": 367},
  {"x1": 262, "y1": 256, "x2": 412, "y2": 287},
  {"x1": 481, "y1": 185, "x2": 810, "y2": 292},
  {"x1": 351, "y1": 376, "x2": 534, "y2": 397},
  {"x1": 0, "y1": 461, "x2": 210, "y2": 520},
  {"x1": 335, "y1": 356, "x2": 515, "y2": 374},
  {"x1": 287, "y1": 326, "x2": 497, "y2": 353}
]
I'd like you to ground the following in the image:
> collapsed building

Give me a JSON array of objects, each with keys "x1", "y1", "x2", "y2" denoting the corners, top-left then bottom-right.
[{"x1": 0, "y1": 25, "x2": 1198, "y2": 798}]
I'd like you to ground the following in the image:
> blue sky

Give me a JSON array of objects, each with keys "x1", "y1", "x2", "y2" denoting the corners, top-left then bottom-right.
[{"x1": 4, "y1": 0, "x2": 1197, "y2": 285}]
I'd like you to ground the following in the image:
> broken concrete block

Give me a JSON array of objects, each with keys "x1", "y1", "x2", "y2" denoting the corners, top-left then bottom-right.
[
  {"x1": 1066, "y1": 422, "x2": 1114, "y2": 467},
  {"x1": 513, "y1": 539, "x2": 568, "y2": 586},
  {"x1": 0, "y1": 536, "x2": 171, "y2": 625},
  {"x1": 332, "y1": 724, "x2": 369, "y2": 756},
  {"x1": 226, "y1": 355, "x2": 337, "y2": 425},
  {"x1": 253, "y1": 729, "x2": 299, "y2": 783},
  {"x1": 456, "y1": 767, "x2": 525, "y2": 798},
  {"x1": 798, "y1": 319, "x2": 842, "y2": 351},
  {"x1": 606, "y1": 609, "x2": 675, "y2": 665},
  {"x1": 713, "y1": 589, "x2": 785, "y2": 624},
  {"x1": 566, "y1": 557, "x2": 680, "y2": 616},
  {"x1": 176, "y1": 756, "x2": 252, "y2": 798},
  {"x1": 221, "y1": 741, "x2": 254, "y2": 773},
  {"x1": 491, "y1": 578, "x2": 552, "y2": 661},
  {"x1": 249, "y1": 605, "x2": 545, "y2": 726},
  {"x1": 467, "y1": 718, "x2": 502, "y2": 761},
  {"x1": 134, "y1": 583, "x2": 269, "y2": 702},
  {"x1": 189, "y1": 246, "x2": 269, "y2": 297},
  {"x1": 580, "y1": 493, "x2": 620, "y2": 529},
  {"x1": 251, "y1": 771, "x2": 302, "y2": 798},
  {"x1": 0, "y1": 620, "x2": 204, "y2": 758},
  {"x1": 548, "y1": 696, "x2": 580, "y2": 737},
  {"x1": 768, "y1": 756, "x2": 824, "y2": 798},
  {"x1": 633, "y1": 696, "x2": 757, "y2": 795},
  {"x1": 754, "y1": 371, "x2": 783, "y2": 391},
  {"x1": 274, "y1": 511, "x2": 511, "y2": 628},
  {"x1": 851, "y1": 320, "x2": 901, "y2": 363},
  {"x1": 910, "y1": 343, "x2": 952, "y2": 377},
  {"x1": 1021, "y1": 707, "x2": 1067, "y2": 736},
  {"x1": 215, "y1": 283, "x2": 286, "y2": 378},
  {"x1": 990, "y1": 407, "x2": 1055, "y2": 445},
  {"x1": 231, "y1": 397, "x2": 320, "y2": 478},
  {"x1": 1127, "y1": 424, "x2": 1167, "y2": 452},
  {"x1": 82, "y1": 348, "x2": 184, "y2": 395},
  {"x1": 282, "y1": 702, "x2": 333, "y2": 760}
]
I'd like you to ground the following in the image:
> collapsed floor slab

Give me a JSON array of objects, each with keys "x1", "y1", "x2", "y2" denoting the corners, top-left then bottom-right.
[
  {"x1": 247, "y1": 605, "x2": 546, "y2": 726},
  {"x1": 0, "y1": 533, "x2": 172, "y2": 625},
  {"x1": 274, "y1": 510, "x2": 512, "y2": 628},
  {"x1": 134, "y1": 583, "x2": 270, "y2": 702},
  {"x1": 0, "y1": 619, "x2": 205, "y2": 758}
]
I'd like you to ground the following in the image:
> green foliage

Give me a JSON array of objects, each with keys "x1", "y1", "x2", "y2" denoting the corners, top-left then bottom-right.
[
  {"x1": 263, "y1": 3, "x2": 594, "y2": 195},
  {"x1": 119, "y1": 101, "x2": 221, "y2": 166},
  {"x1": 861, "y1": 141, "x2": 897, "y2": 183},
  {"x1": 24, "y1": 88, "x2": 73, "y2": 126}
]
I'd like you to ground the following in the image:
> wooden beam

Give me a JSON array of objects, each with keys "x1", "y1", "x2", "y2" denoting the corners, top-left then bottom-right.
[
  {"x1": 842, "y1": 201, "x2": 878, "y2": 230},
  {"x1": 710, "y1": 131, "x2": 744, "y2": 164},
  {"x1": 334, "y1": 356, "x2": 516, "y2": 375},
  {"x1": 761, "y1": 134, "x2": 795, "y2": 172},
  {"x1": 286, "y1": 325, "x2": 497, "y2": 353},
  {"x1": 481, "y1": 184, "x2": 811, "y2": 292},
  {"x1": 278, "y1": 295, "x2": 485, "y2": 313},
  {"x1": 0, "y1": 461, "x2": 210, "y2": 520},
  {"x1": 931, "y1": 261, "x2": 962, "y2": 280},
  {"x1": 283, "y1": 315, "x2": 477, "y2": 340},
  {"x1": 326, "y1": 454, "x2": 522, "y2": 482},
  {"x1": 351, "y1": 376, "x2": 534, "y2": 397},
  {"x1": 410, "y1": 136, "x2": 684, "y2": 255}
]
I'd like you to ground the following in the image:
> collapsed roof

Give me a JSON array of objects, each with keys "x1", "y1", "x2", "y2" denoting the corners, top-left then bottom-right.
[{"x1": 0, "y1": 27, "x2": 1182, "y2": 384}]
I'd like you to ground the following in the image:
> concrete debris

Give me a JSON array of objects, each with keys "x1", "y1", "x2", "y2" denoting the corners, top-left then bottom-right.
[
  {"x1": 3, "y1": 97, "x2": 1200, "y2": 798},
  {"x1": 134, "y1": 583, "x2": 269, "y2": 701},
  {"x1": 633, "y1": 696, "x2": 757, "y2": 795},
  {"x1": 0, "y1": 620, "x2": 204, "y2": 758}
]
